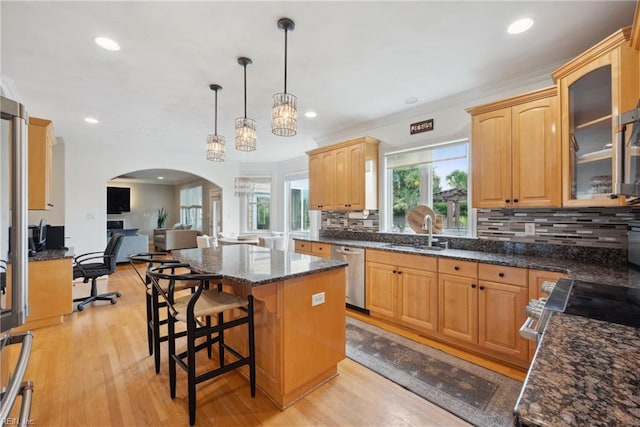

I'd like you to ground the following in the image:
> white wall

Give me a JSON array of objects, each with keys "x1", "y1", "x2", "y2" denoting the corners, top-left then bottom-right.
[{"x1": 61, "y1": 71, "x2": 556, "y2": 255}]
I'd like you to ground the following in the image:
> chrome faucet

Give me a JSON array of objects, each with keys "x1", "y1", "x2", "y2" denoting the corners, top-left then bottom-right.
[{"x1": 422, "y1": 215, "x2": 434, "y2": 247}]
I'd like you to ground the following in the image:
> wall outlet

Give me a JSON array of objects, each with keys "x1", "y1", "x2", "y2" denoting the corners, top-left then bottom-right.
[
  {"x1": 311, "y1": 292, "x2": 325, "y2": 307},
  {"x1": 363, "y1": 219, "x2": 373, "y2": 228},
  {"x1": 524, "y1": 223, "x2": 536, "y2": 235},
  {"x1": 343, "y1": 219, "x2": 348, "y2": 226}
]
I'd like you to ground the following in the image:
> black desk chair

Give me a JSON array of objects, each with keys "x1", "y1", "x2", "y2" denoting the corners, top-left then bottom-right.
[
  {"x1": 147, "y1": 263, "x2": 255, "y2": 426},
  {"x1": 129, "y1": 252, "x2": 183, "y2": 373},
  {"x1": 73, "y1": 233, "x2": 124, "y2": 311},
  {"x1": 0, "y1": 259, "x2": 6, "y2": 296}
]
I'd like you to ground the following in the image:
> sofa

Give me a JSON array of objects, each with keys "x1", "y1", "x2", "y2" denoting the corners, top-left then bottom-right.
[
  {"x1": 107, "y1": 229, "x2": 150, "y2": 263},
  {"x1": 153, "y1": 227, "x2": 199, "y2": 251}
]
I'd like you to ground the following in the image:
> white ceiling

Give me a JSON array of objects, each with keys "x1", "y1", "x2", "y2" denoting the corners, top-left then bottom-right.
[{"x1": 1, "y1": 1, "x2": 637, "y2": 166}]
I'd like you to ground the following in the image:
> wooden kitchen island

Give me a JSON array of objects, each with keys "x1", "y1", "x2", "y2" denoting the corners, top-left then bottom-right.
[{"x1": 172, "y1": 245, "x2": 347, "y2": 410}]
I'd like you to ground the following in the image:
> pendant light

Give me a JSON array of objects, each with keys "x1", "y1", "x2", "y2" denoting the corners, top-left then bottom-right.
[
  {"x1": 206, "y1": 84, "x2": 225, "y2": 162},
  {"x1": 235, "y1": 57, "x2": 257, "y2": 151},
  {"x1": 271, "y1": 17, "x2": 297, "y2": 137}
]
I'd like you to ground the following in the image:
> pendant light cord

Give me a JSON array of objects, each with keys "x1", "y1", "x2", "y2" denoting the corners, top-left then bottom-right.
[
  {"x1": 283, "y1": 28, "x2": 288, "y2": 94},
  {"x1": 214, "y1": 88, "x2": 218, "y2": 135},
  {"x1": 243, "y1": 63, "x2": 248, "y2": 118}
]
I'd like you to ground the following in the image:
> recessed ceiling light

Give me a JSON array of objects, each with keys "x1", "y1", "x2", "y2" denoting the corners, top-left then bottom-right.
[
  {"x1": 507, "y1": 18, "x2": 534, "y2": 35},
  {"x1": 304, "y1": 111, "x2": 317, "y2": 118},
  {"x1": 84, "y1": 117, "x2": 99, "y2": 124},
  {"x1": 405, "y1": 97, "x2": 418, "y2": 104},
  {"x1": 158, "y1": 176, "x2": 164, "y2": 180},
  {"x1": 94, "y1": 36, "x2": 120, "y2": 51}
]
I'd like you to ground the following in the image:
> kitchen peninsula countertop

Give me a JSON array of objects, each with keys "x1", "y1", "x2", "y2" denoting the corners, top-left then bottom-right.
[
  {"x1": 514, "y1": 314, "x2": 640, "y2": 426},
  {"x1": 173, "y1": 244, "x2": 347, "y2": 286},
  {"x1": 295, "y1": 237, "x2": 640, "y2": 288}
]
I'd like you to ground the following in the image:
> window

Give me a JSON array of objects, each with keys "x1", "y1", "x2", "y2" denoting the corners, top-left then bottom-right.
[
  {"x1": 385, "y1": 139, "x2": 471, "y2": 236},
  {"x1": 286, "y1": 177, "x2": 310, "y2": 232},
  {"x1": 180, "y1": 185, "x2": 202, "y2": 230},
  {"x1": 238, "y1": 177, "x2": 271, "y2": 232}
]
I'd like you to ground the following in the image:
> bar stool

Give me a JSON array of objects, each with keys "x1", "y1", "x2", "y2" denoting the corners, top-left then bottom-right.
[
  {"x1": 128, "y1": 253, "x2": 187, "y2": 373},
  {"x1": 147, "y1": 263, "x2": 256, "y2": 426}
]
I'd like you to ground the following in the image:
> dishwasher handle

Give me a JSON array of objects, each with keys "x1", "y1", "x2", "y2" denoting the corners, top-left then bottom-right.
[{"x1": 334, "y1": 247, "x2": 364, "y2": 256}]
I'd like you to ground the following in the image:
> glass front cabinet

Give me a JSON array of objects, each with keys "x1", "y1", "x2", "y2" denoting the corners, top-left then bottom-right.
[{"x1": 553, "y1": 27, "x2": 639, "y2": 207}]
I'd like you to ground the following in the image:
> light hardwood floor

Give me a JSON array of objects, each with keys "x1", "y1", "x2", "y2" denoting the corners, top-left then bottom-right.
[{"x1": 2, "y1": 262, "x2": 523, "y2": 426}]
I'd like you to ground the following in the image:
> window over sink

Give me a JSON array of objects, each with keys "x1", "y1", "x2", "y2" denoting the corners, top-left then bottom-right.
[{"x1": 384, "y1": 138, "x2": 472, "y2": 237}]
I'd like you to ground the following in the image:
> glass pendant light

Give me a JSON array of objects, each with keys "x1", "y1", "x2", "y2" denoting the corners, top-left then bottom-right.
[
  {"x1": 206, "y1": 84, "x2": 225, "y2": 162},
  {"x1": 235, "y1": 57, "x2": 257, "y2": 151},
  {"x1": 271, "y1": 17, "x2": 297, "y2": 137}
]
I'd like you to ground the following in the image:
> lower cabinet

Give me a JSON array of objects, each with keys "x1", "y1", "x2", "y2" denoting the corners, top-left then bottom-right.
[
  {"x1": 293, "y1": 240, "x2": 332, "y2": 259},
  {"x1": 366, "y1": 250, "x2": 438, "y2": 335},
  {"x1": 438, "y1": 259, "x2": 530, "y2": 366}
]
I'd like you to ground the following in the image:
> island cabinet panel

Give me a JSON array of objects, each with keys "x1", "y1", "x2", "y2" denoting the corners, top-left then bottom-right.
[
  {"x1": 366, "y1": 250, "x2": 438, "y2": 335},
  {"x1": 437, "y1": 273, "x2": 478, "y2": 344},
  {"x1": 477, "y1": 280, "x2": 529, "y2": 364},
  {"x1": 223, "y1": 267, "x2": 346, "y2": 410}
]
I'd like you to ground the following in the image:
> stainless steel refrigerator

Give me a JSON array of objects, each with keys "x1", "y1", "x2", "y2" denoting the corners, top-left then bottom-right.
[{"x1": 0, "y1": 95, "x2": 34, "y2": 422}]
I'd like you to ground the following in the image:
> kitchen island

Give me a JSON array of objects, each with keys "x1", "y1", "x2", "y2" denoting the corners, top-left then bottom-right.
[{"x1": 172, "y1": 244, "x2": 348, "y2": 410}]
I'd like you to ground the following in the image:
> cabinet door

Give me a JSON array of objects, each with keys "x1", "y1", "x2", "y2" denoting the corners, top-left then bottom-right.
[
  {"x1": 309, "y1": 151, "x2": 336, "y2": 210},
  {"x1": 477, "y1": 280, "x2": 529, "y2": 363},
  {"x1": 471, "y1": 108, "x2": 512, "y2": 208},
  {"x1": 334, "y1": 147, "x2": 349, "y2": 209},
  {"x1": 399, "y1": 267, "x2": 437, "y2": 334},
  {"x1": 366, "y1": 261, "x2": 397, "y2": 319},
  {"x1": 346, "y1": 143, "x2": 365, "y2": 210},
  {"x1": 308, "y1": 153, "x2": 323, "y2": 210},
  {"x1": 28, "y1": 118, "x2": 54, "y2": 210},
  {"x1": 438, "y1": 274, "x2": 477, "y2": 344},
  {"x1": 512, "y1": 96, "x2": 561, "y2": 207}
]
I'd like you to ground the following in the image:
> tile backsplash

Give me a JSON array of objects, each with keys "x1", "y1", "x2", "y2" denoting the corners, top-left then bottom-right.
[
  {"x1": 477, "y1": 207, "x2": 640, "y2": 249},
  {"x1": 321, "y1": 210, "x2": 380, "y2": 232}
]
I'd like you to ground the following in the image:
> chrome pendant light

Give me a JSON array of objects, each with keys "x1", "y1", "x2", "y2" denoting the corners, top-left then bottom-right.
[
  {"x1": 235, "y1": 57, "x2": 257, "y2": 151},
  {"x1": 271, "y1": 17, "x2": 297, "y2": 137},
  {"x1": 206, "y1": 84, "x2": 225, "y2": 162}
]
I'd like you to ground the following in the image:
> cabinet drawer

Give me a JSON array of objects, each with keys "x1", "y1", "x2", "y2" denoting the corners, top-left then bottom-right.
[
  {"x1": 366, "y1": 249, "x2": 437, "y2": 271},
  {"x1": 438, "y1": 258, "x2": 478, "y2": 278},
  {"x1": 294, "y1": 240, "x2": 311, "y2": 253},
  {"x1": 478, "y1": 263, "x2": 527, "y2": 287},
  {"x1": 312, "y1": 242, "x2": 332, "y2": 258}
]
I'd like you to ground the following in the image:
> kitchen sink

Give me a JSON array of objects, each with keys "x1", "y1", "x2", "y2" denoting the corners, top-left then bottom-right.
[{"x1": 381, "y1": 243, "x2": 445, "y2": 252}]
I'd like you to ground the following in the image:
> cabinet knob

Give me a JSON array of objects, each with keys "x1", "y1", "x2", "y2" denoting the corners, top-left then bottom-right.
[
  {"x1": 498, "y1": 272, "x2": 505, "y2": 278},
  {"x1": 479, "y1": 286, "x2": 485, "y2": 291},
  {"x1": 397, "y1": 271, "x2": 402, "y2": 275},
  {"x1": 471, "y1": 284, "x2": 477, "y2": 288},
  {"x1": 505, "y1": 199, "x2": 510, "y2": 204},
  {"x1": 454, "y1": 266, "x2": 460, "y2": 271},
  {"x1": 393, "y1": 270, "x2": 397, "y2": 274},
  {"x1": 513, "y1": 198, "x2": 519, "y2": 203}
]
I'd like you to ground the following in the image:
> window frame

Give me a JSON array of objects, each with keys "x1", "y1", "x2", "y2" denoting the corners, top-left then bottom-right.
[
  {"x1": 238, "y1": 176, "x2": 272, "y2": 233},
  {"x1": 383, "y1": 138, "x2": 475, "y2": 237},
  {"x1": 179, "y1": 184, "x2": 203, "y2": 231}
]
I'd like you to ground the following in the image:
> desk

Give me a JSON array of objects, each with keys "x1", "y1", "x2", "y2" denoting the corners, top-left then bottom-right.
[
  {"x1": 8, "y1": 249, "x2": 74, "y2": 331},
  {"x1": 173, "y1": 245, "x2": 347, "y2": 409}
]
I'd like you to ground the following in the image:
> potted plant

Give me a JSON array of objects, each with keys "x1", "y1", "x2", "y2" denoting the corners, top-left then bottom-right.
[{"x1": 157, "y1": 208, "x2": 168, "y2": 228}]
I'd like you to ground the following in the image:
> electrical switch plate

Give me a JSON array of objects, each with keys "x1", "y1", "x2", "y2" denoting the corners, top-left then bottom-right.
[
  {"x1": 343, "y1": 219, "x2": 348, "y2": 226},
  {"x1": 363, "y1": 220, "x2": 373, "y2": 228},
  {"x1": 525, "y1": 223, "x2": 536, "y2": 235},
  {"x1": 311, "y1": 292, "x2": 325, "y2": 307}
]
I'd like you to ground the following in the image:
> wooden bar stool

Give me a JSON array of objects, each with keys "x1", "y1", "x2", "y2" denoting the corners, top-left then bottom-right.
[
  {"x1": 128, "y1": 253, "x2": 187, "y2": 373},
  {"x1": 148, "y1": 263, "x2": 256, "y2": 426}
]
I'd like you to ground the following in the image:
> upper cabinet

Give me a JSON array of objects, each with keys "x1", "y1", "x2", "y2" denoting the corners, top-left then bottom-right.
[
  {"x1": 467, "y1": 87, "x2": 561, "y2": 209},
  {"x1": 307, "y1": 136, "x2": 379, "y2": 211},
  {"x1": 552, "y1": 27, "x2": 639, "y2": 207},
  {"x1": 28, "y1": 117, "x2": 56, "y2": 210}
]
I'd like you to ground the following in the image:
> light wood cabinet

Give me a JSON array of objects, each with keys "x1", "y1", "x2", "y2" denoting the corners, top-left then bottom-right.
[
  {"x1": 366, "y1": 250, "x2": 438, "y2": 335},
  {"x1": 293, "y1": 240, "x2": 332, "y2": 259},
  {"x1": 468, "y1": 87, "x2": 560, "y2": 208},
  {"x1": 10, "y1": 258, "x2": 73, "y2": 331},
  {"x1": 552, "y1": 27, "x2": 639, "y2": 206},
  {"x1": 307, "y1": 136, "x2": 379, "y2": 211},
  {"x1": 28, "y1": 117, "x2": 56, "y2": 210},
  {"x1": 438, "y1": 272, "x2": 477, "y2": 344}
]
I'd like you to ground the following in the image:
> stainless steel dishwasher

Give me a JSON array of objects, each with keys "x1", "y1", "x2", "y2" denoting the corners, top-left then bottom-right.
[{"x1": 331, "y1": 246, "x2": 366, "y2": 311}]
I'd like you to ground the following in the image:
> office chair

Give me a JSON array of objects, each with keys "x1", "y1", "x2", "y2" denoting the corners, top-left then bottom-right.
[
  {"x1": 0, "y1": 260, "x2": 6, "y2": 296},
  {"x1": 72, "y1": 233, "x2": 124, "y2": 311}
]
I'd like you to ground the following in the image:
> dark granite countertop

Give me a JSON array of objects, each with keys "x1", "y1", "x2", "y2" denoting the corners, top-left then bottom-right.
[
  {"x1": 295, "y1": 237, "x2": 640, "y2": 289},
  {"x1": 172, "y1": 244, "x2": 347, "y2": 286},
  {"x1": 514, "y1": 313, "x2": 640, "y2": 426}
]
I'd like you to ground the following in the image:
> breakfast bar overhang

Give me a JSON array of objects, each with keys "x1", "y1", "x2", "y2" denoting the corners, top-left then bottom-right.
[{"x1": 173, "y1": 244, "x2": 347, "y2": 409}]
